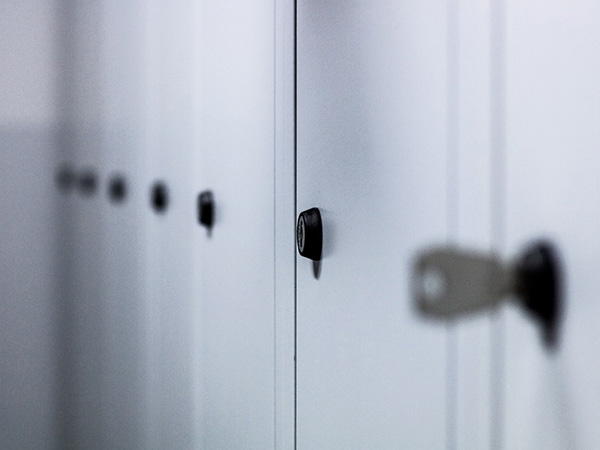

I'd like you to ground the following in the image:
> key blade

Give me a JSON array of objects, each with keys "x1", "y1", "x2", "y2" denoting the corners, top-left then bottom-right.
[{"x1": 412, "y1": 246, "x2": 514, "y2": 319}]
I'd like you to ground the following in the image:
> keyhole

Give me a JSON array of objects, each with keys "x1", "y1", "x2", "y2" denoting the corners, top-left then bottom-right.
[{"x1": 297, "y1": 216, "x2": 306, "y2": 252}]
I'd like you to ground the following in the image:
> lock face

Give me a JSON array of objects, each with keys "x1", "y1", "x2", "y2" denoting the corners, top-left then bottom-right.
[
  {"x1": 108, "y1": 174, "x2": 127, "y2": 203},
  {"x1": 79, "y1": 169, "x2": 97, "y2": 196},
  {"x1": 150, "y1": 181, "x2": 168, "y2": 213},
  {"x1": 197, "y1": 190, "x2": 214, "y2": 228},
  {"x1": 297, "y1": 207, "x2": 322, "y2": 261},
  {"x1": 56, "y1": 165, "x2": 75, "y2": 192},
  {"x1": 516, "y1": 241, "x2": 562, "y2": 348},
  {"x1": 297, "y1": 216, "x2": 306, "y2": 252}
]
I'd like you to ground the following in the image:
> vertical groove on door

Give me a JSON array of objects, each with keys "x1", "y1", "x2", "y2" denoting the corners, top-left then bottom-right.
[
  {"x1": 294, "y1": 0, "x2": 298, "y2": 449},
  {"x1": 275, "y1": 0, "x2": 296, "y2": 447},
  {"x1": 490, "y1": 0, "x2": 506, "y2": 448},
  {"x1": 273, "y1": 4, "x2": 278, "y2": 448},
  {"x1": 55, "y1": 1, "x2": 76, "y2": 447},
  {"x1": 446, "y1": 0, "x2": 460, "y2": 448},
  {"x1": 293, "y1": 1, "x2": 298, "y2": 448}
]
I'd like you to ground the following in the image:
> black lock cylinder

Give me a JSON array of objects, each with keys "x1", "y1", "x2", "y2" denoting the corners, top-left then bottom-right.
[
  {"x1": 297, "y1": 207, "x2": 322, "y2": 261},
  {"x1": 108, "y1": 174, "x2": 127, "y2": 203},
  {"x1": 516, "y1": 240, "x2": 562, "y2": 349},
  {"x1": 56, "y1": 165, "x2": 75, "y2": 192},
  {"x1": 151, "y1": 181, "x2": 169, "y2": 213},
  {"x1": 79, "y1": 169, "x2": 97, "y2": 196},
  {"x1": 197, "y1": 191, "x2": 214, "y2": 229}
]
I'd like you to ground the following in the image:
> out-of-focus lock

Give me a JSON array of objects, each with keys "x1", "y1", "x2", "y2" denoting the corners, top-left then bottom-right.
[
  {"x1": 108, "y1": 174, "x2": 127, "y2": 204},
  {"x1": 297, "y1": 207, "x2": 322, "y2": 261},
  {"x1": 150, "y1": 181, "x2": 169, "y2": 214},
  {"x1": 412, "y1": 240, "x2": 563, "y2": 349},
  {"x1": 56, "y1": 165, "x2": 76, "y2": 192},
  {"x1": 79, "y1": 169, "x2": 97, "y2": 196}
]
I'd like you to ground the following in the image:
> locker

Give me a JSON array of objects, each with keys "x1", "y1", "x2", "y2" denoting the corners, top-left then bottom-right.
[
  {"x1": 296, "y1": 1, "x2": 450, "y2": 447},
  {"x1": 144, "y1": 1, "x2": 197, "y2": 447},
  {"x1": 452, "y1": 1, "x2": 496, "y2": 447},
  {"x1": 7, "y1": 1, "x2": 600, "y2": 448},
  {"x1": 194, "y1": 1, "x2": 277, "y2": 447},
  {"x1": 0, "y1": 1, "x2": 61, "y2": 447},
  {"x1": 64, "y1": 2, "x2": 106, "y2": 447},
  {"x1": 503, "y1": 0, "x2": 600, "y2": 448},
  {"x1": 99, "y1": 0, "x2": 148, "y2": 447}
]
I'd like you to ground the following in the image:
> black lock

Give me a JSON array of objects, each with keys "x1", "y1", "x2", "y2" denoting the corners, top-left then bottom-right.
[
  {"x1": 150, "y1": 181, "x2": 169, "y2": 213},
  {"x1": 516, "y1": 240, "x2": 562, "y2": 349},
  {"x1": 297, "y1": 207, "x2": 322, "y2": 261},
  {"x1": 79, "y1": 169, "x2": 97, "y2": 196},
  {"x1": 108, "y1": 174, "x2": 127, "y2": 203},
  {"x1": 56, "y1": 165, "x2": 75, "y2": 192},
  {"x1": 197, "y1": 191, "x2": 214, "y2": 229}
]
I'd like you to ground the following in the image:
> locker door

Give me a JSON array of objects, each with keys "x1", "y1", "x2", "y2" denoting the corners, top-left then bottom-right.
[
  {"x1": 145, "y1": 1, "x2": 196, "y2": 447},
  {"x1": 66, "y1": 2, "x2": 105, "y2": 447},
  {"x1": 193, "y1": 1, "x2": 277, "y2": 447},
  {"x1": 453, "y1": 1, "x2": 498, "y2": 448},
  {"x1": 503, "y1": 1, "x2": 600, "y2": 448},
  {"x1": 0, "y1": 2, "x2": 61, "y2": 446},
  {"x1": 296, "y1": 2, "x2": 449, "y2": 447},
  {"x1": 99, "y1": 0, "x2": 148, "y2": 447}
]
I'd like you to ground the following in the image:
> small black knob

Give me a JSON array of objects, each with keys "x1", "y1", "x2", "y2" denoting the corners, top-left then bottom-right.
[
  {"x1": 79, "y1": 169, "x2": 97, "y2": 196},
  {"x1": 516, "y1": 240, "x2": 563, "y2": 349},
  {"x1": 56, "y1": 165, "x2": 75, "y2": 192},
  {"x1": 151, "y1": 181, "x2": 168, "y2": 213},
  {"x1": 197, "y1": 191, "x2": 214, "y2": 229},
  {"x1": 108, "y1": 174, "x2": 127, "y2": 204},
  {"x1": 297, "y1": 207, "x2": 322, "y2": 261}
]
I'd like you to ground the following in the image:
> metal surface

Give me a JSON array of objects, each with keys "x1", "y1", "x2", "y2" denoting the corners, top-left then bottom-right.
[
  {"x1": 193, "y1": 0, "x2": 277, "y2": 447},
  {"x1": 503, "y1": 0, "x2": 600, "y2": 448},
  {"x1": 296, "y1": 1, "x2": 449, "y2": 447},
  {"x1": 99, "y1": 1, "x2": 148, "y2": 447}
]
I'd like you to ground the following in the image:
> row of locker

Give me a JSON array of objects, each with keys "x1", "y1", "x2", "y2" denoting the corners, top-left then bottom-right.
[
  {"x1": 56, "y1": 162, "x2": 562, "y2": 349},
  {"x1": 56, "y1": 167, "x2": 215, "y2": 228},
  {"x1": 6, "y1": 0, "x2": 600, "y2": 448}
]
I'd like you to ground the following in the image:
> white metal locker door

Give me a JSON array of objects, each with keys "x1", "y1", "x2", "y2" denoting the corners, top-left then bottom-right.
[
  {"x1": 99, "y1": 0, "x2": 148, "y2": 447},
  {"x1": 0, "y1": 2, "x2": 61, "y2": 447},
  {"x1": 453, "y1": 1, "x2": 499, "y2": 448},
  {"x1": 193, "y1": 1, "x2": 276, "y2": 447},
  {"x1": 145, "y1": 0, "x2": 196, "y2": 447},
  {"x1": 296, "y1": 2, "x2": 449, "y2": 447},
  {"x1": 67, "y1": 2, "x2": 106, "y2": 447},
  {"x1": 503, "y1": 1, "x2": 600, "y2": 448}
]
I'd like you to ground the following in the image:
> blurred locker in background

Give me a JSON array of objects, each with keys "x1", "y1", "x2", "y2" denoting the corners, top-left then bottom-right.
[
  {"x1": 193, "y1": 1, "x2": 278, "y2": 448},
  {"x1": 4, "y1": 0, "x2": 600, "y2": 449},
  {"x1": 0, "y1": 1, "x2": 62, "y2": 448},
  {"x1": 1, "y1": 0, "x2": 283, "y2": 448}
]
